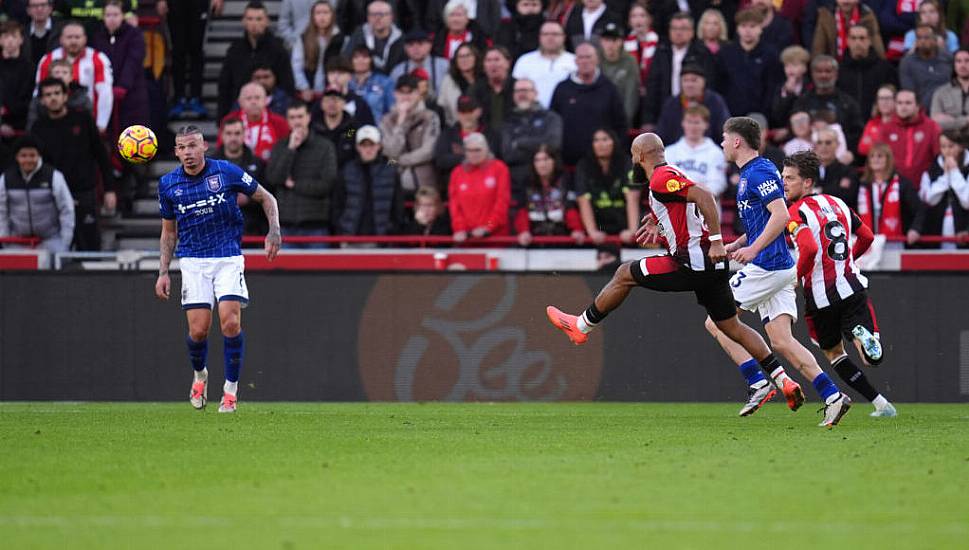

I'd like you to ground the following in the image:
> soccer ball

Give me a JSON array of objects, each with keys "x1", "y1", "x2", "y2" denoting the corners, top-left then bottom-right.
[{"x1": 117, "y1": 125, "x2": 158, "y2": 164}]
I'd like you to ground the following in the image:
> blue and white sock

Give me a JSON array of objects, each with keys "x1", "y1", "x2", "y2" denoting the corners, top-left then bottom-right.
[
  {"x1": 186, "y1": 336, "x2": 207, "y2": 379},
  {"x1": 738, "y1": 359, "x2": 768, "y2": 388},
  {"x1": 811, "y1": 373, "x2": 841, "y2": 405},
  {"x1": 223, "y1": 332, "x2": 244, "y2": 395}
]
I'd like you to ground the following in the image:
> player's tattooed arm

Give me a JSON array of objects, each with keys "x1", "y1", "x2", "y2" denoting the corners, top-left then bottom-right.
[
  {"x1": 251, "y1": 184, "x2": 281, "y2": 261},
  {"x1": 155, "y1": 219, "x2": 177, "y2": 300}
]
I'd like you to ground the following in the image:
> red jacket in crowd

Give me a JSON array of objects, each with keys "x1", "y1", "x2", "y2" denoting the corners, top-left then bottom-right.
[
  {"x1": 448, "y1": 158, "x2": 511, "y2": 235},
  {"x1": 877, "y1": 111, "x2": 941, "y2": 189},
  {"x1": 219, "y1": 108, "x2": 290, "y2": 162}
]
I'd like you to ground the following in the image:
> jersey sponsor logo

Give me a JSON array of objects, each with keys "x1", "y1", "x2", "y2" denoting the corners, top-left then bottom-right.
[
  {"x1": 241, "y1": 172, "x2": 253, "y2": 185},
  {"x1": 737, "y1": 199, "x2": 750, "y2": 213},
  {"x1": 757, "y1": 179, "x2": 779, "y2": 197},
  {"x1": 666, "y1": 178, "x2": 682, "y2": 192},
  {"x1": 176, "y1": 192, "x2": 227, "y2": 214},
  {"x1": 206, "y1": 175, "x2": 223, "y2": 193}
]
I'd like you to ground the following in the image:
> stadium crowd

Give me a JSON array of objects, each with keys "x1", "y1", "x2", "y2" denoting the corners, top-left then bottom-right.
[{"x1": 1, "y1": 0, "x2": 969, "y2": 252}]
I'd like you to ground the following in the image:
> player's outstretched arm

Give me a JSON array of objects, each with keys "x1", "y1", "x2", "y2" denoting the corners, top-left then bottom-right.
[
  {"x1": 155, "y1": 219, "x2": 176, "y2": 300},
  {"x1": 686, "y1": 185, "x2": 726, "y2": 263},
  {"x1": 734, "y1": 198, "x2": 789, "y2": 264},
  {"x1": 251, "y1": 185, "x2": 281, "y2": 261}
]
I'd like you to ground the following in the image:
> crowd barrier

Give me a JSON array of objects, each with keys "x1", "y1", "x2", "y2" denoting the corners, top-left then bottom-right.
[{"x1": 1, "y1": 272, "x2": 966, "y2": 403}]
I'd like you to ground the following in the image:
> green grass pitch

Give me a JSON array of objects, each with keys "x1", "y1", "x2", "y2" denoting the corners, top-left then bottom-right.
[{"x1": 1, "y1": 402, "x2": 967, "y2": 549}]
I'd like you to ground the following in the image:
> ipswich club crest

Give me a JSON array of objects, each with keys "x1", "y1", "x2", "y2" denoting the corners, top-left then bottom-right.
[{"x1": 206, "y1": 175, "x2": 222, "y2": 193}]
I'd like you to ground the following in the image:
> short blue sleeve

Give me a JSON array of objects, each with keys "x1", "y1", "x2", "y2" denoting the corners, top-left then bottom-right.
[
  {"x1": 158, "y1": 179, "x2": 175, "y2": 219},
  {"x1": 223, "y1": 160, "x2": 259, "y2": 196},
  {"x1": 752, "y1": 167, "x2": 784, "y2": 203}
]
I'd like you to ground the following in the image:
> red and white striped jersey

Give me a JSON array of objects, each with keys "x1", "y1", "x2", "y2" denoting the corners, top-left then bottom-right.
[
  {"x1": 36, "y1": 47, "x2": 114, "y2": 131},
  {"x1": 787, "y1": 193, "x2": 868, "y2": 311},
  {"x1": 648, "y1": 163, "x2": 722, "y2": 271}
]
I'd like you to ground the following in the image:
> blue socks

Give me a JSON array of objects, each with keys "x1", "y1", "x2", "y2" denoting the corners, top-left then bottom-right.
[
  {"x1": 812, "y1": 372, "x2": 840, "y2": 404},
  {"x1": 186, "y1": 336, "x2": 207, "y2": 372},
  {"x1": 223, "y1": 332, "x2": 244, "y2": 383},
  {"x1": 738, "y1": 359, "x2": 767, "y2": 387}
]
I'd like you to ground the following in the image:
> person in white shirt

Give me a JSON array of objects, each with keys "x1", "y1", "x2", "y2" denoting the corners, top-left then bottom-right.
[
  {"x1": 512, "y1": 20, "x2": 576, "y2": 108},
  {"x1": 665, "y1": 104, "x2": 727, "y2": 198}
]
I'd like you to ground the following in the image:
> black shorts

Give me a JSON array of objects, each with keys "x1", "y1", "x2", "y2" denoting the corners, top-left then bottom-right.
[
  {"x1": 805, "y1": 291, "x2": 880, "y2": 351},
  {"x1": 629, "y1": 256, "x2": 736, "y2": 322}
]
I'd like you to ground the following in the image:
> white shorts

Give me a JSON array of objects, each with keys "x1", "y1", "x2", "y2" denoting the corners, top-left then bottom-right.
[
  {"x1": 179, "y1": 256, "x2": 249, "y2": 310},
  {"x1": 729, "y1": 264, "x2": 797, "y2": 323}
]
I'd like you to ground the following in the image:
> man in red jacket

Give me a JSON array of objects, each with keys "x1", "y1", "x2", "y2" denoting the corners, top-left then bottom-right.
[
  {"x1": 219, "y1": 82, "x2": 289, "y2": 162},
  {"x1": 877, "y1": 89, "x2": 940, "y2": 188},
  {"x1": 448, "y1": 132, "x2": 511, "y2": 241}
]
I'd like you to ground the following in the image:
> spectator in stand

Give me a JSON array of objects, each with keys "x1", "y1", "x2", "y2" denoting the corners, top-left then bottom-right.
[
  {"x1": 514, "y1": 145, "x2": 585, "y2": 246},
  {"x1": 599, "y1": 22, "x2": 639, "y2": 126},
  {"x1": 696, "y1": 8, "x2": 727, "y2": 55},
  {"x1": 904, "y1": 0, "x2": 959, "y2": 54},
  {"x1": 35, "y1": 20, "x2": 113, "y2": 132},
  {"x1": 501, "y1": 77, "x2": 564, "y2": 202},
  {"x1": 336, "y1": 124, "x2": 403, "y2": 237},
  {"x1": 812, "y1": 126, "x2": 858, "y2": 208},
  {"x1": 512, "y1": 21, "x2": 576, "y2": 109},
  {"x1": 837, "y1": 23, "x2": 897, "y2": 119},
  {"x1": 665, "y1": 104, "x2": 728, "y2": 200},
  {"x1": 341, "y1": 0, "x2": 404, "y2": 74},
  {"x1": 931, "y1": 49, "x2": 969, "y2": 132},
  {"x1": 656, "y1": 63, "x2": 730, "y2": 145},
  {"x1": 217, "y1": 1, "x2": 295, "y2": 119},
  {"x1": 320, "y1": 56, "x2": 375, "y2": 125},
  {"x1": 624, "y1": 2, "x2": 658, "y2": 87},
  {"x1": 425, "y1": 0, "x2": 502, "y2": 40},
  {"x1": 750, "y1": 0, "x2": 795, "y2": 53},
  {"x1": 574, "y1": 128, "x2": 639, "y2": 244},
  {"x1": 431, "y1": 0, "x2": 489, "y2": 60},
  {"x1": 434, "y1": 94, "x2": 499, "y2": 185},
  {"x1": 212, "y1": 116, "x2": 268, "y2": 236},
  {"x1": 26, "y1": 58, "x2": 90, "y2": 129},
  {"x1": 769, "y1": 45, "x2": 811, "y2": 135},
  {"x1": 437, "y1": 42, "x2": 482, "y2": 126},
  {"x1": 859, "y1": 83, "x2": 896, "y2": 156},
  {"x1": 551, "y1": 42, "x2": 627, "y2": 167},
  {"x1": 716, "y1": 8, "x2": 782, "y2": 123},
  {"x1": 55, "y1": 0, "x2": 138, "y2": 32},
  {"x1": 25, "y1": 0, "x2": 60, "y2": 68},
  {"x1": 812, "y1": 107, "x2": 855, "y2": 165},
  {"x1": 857, "y1": 141, "x2": 923, "y2": 247},
  {"x1": 0, "y1": 22, "x2": 33, "y2": 135},
  {"x1": 496, "y1": 0, "x2": 544, "y2": 60},
  {"x1": 641, "y1": 12, "x2": 715, "y2": 130},
  {"x1": 449, "y1": 132, "x2": 511, "y2": 241},
  {"x1": 313, "y1": 86, "x2": 360, "y2": 168},
  {"x1": 0, "y1": 135, "x2": 74, "y2": 253},
  {"x1": 470, "y1": 46, "x2": 515, "y2": 131},
  {"x1": 783, "y1": 111, "x2": 815, "y2": 156},
  {"x1": 90, "y1": 1, "x2": 148, "y2": 138},
  {"x1": 158, "y1": 0, "x2": 221, "y2": 119},
  {"x1": 792, "y1": 55, "x2": 864, "y2": 151},
  {"x1": 266, "y1": 100, "x2": 338, "y2": 248},
  {"x1": 879, "y1": 88, "x2": 942, "y2": 186},
  {"x1": 411, "y1": 68, "x2": 446, "y2": 125},
  {"x1": 564, "y1": 0, "x2": 623, "y2": 48},
  {"x1": 398, "y1": 185, "x2": 451, "y2": 236},
  {"x1": 32, "y1": 77, "x2": 116, "y2": 250},
  {"x1": 348, "y1": 45, "x2": 395, "y2": 121},
  {"x1": 389, "y1": 28, "x2": 448, "y2": 94},
  {"x1": 900, "y1": 22, "x2": 953, "y2": 112},
  {"x1": 915, "y1": 129, "x2": 969, "y2": 247},
  {"x1": 278, "y1": 0, "x2": 316, "y2": 45},
  {"x1": 292, "y1": 0, "x2": 345, "y2": 102},
  {"x1": 381, "y1": 74, "x2": 441, "y2": 193},
  {"x1": 222, "y1": 82, "x2": 290, "y2": 162},
  {"x1": 812, "y1": 0, "x2": 885, "y2": 60},
  {"x1": 249, "y1": 64, "x2": 292, "y2": 116}
]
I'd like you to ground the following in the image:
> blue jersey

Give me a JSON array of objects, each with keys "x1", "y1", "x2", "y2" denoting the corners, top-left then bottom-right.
[
  {"x1": 736, "y1": 157, "x2": 794, "y2": 271},
  {"x1": 158, "y1": 158, "x2": 259, "y2": 258}
]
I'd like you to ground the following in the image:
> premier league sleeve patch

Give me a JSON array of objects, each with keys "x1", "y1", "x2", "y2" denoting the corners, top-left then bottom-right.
[{"x1": 206, "y1": 175, "x2": 223, "y2": 193}]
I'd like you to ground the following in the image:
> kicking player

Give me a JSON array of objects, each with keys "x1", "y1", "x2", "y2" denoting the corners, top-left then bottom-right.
[
  {"x1": 547, "y1": 133, "x2": 791, "y2": 405},
  {"x1": 704, "y1": 117, "x2": 851, "y2": 427},
  {"x1": 154, "y1": 125, "x2": 281, "y2": 413}
]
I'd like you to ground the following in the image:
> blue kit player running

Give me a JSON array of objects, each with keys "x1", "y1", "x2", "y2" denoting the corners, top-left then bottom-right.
[
  {"x1": 154, "y1": 125, "x2": 281, "y2": 413},
  {"x1": 705, "y1": 117, "x2": 851, "y2": 427}
]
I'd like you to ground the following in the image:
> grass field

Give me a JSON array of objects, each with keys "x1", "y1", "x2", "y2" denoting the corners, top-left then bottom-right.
[{"x1": 1, "y1": 402, "x2": 967, "y2": 549}]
